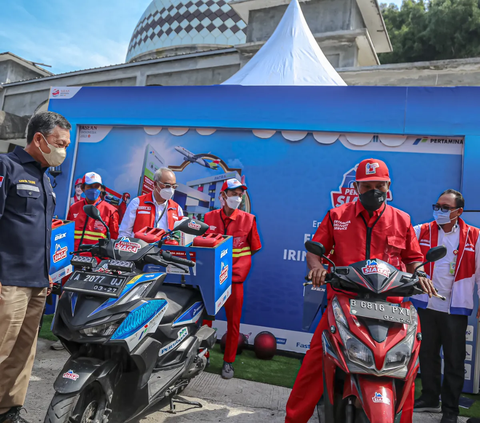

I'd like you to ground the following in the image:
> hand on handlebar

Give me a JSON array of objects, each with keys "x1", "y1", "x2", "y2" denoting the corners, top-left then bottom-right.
[
  {"x1": 418, "y1": 276, "x2": 446, "y2": 300},
  {"x1": 307, "y1": 266, "x2": 329, "y2": 288}
]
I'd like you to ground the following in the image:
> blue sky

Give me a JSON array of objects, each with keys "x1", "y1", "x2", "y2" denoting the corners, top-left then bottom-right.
[
  {"x1": 1, "y1": 0, "x2": 403, "y2": 75},
  {"x1": 0, "y1": 0, "x2": 151, "y2": 74}
]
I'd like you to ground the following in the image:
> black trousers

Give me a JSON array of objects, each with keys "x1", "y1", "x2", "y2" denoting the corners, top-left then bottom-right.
[{"x1": 418, "y1": 307, "x2": 468, "y2": 416}]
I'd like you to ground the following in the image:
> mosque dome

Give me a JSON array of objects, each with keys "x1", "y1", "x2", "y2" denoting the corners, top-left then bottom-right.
[{"x1": 126, "y1": 0, "x2": 247, "y2": 62}]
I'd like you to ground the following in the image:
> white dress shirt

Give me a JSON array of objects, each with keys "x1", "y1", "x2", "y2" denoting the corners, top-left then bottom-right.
[
  {"x1": 118, "y1": 195, "x2": 183, "y2": 237},
  {"x1": 415, "y1": 223, "x2": 460, "y2": 313}
]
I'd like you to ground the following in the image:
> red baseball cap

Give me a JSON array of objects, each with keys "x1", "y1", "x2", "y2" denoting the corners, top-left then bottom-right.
[
  {"x1": 74, "y1": 178, "x2": 82, "y2": 186},
  {"x1": 221, "y1": 178, "x2": 247, "y2": 192},
  {"x1": 355, "y1": 159, "x2": 390, "y2": 182}
]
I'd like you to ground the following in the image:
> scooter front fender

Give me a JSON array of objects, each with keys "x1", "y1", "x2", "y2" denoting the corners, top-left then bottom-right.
[
  {"x1": 53, "y1": 357, "x2": 118, "y2": 400},
  {"x1": 354, "y1": 376, "x2": 396, "y2": 423}
]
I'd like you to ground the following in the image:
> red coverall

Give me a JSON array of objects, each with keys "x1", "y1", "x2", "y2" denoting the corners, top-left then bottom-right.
[
  {"x1": 286, "y1": 200, "x2": 424, "y2": 423},
  {"x1": 204, "y1": 208, "x2": 261, "y2": 363},
  {"x1": 67, "y1": 198, "x2": 119, "y2": 251}
]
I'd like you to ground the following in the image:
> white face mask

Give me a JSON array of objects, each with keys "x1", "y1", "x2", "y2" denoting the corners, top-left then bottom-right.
[
  {"x1": 40, "y1": 134, "x2": 66, "y2": 167},
  {"x1": 156, "y1": 186, "x2": 174, "y2": 201},
  {"x1": 226, "y1": 195, "x2": 242, "y2": 210}
]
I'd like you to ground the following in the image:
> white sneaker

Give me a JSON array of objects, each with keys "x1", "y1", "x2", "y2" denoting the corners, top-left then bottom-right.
[{"x1": 50, "y1": 340, "x2": 64, "y2": 351}]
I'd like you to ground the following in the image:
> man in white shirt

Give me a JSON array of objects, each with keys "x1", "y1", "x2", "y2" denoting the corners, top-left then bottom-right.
[
  {"x1": 118, "y1": 167, "x2": 183, "y2": 236},
  {"x1": 412, "y1": 189, "x2": 480, "y2": 423}
]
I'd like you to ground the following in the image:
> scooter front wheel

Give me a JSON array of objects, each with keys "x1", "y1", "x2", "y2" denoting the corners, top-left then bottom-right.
[{"x1": 44, "y1": 382, "x2": 108, "y2": 423}]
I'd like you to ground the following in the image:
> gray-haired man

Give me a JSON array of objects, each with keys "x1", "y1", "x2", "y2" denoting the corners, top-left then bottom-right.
[{"x1": 118, "y1": 167, "x2": 183, "y2": 236}]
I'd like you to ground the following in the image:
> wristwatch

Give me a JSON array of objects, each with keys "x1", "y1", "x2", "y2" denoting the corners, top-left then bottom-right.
[{"x1": 417, "y1": 270, "x2": 428, "y2": 278}]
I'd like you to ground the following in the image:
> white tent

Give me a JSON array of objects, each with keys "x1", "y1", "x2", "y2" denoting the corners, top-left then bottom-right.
[{"x1": 222, "y1": 0, "x2": 346, "y2": 86}]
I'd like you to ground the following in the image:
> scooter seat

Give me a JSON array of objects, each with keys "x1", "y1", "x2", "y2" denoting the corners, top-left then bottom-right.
[{"x1": 154, "y1": 284, "x2": 203, "y2": 324}]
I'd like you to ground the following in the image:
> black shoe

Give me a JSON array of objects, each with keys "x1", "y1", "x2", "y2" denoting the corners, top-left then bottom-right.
[
  {"x1": 0, "y1": 407, "x2": 30, "y2": 423},
  {"x1": 414, "y1": 397, "x2": 441, "y2": 413},
  {"x1": 467, "y1": 419, "x2": 480, "y2": 423},
  {"x1": 441, "y1": 413, "x2": 457, "y2": 423}
]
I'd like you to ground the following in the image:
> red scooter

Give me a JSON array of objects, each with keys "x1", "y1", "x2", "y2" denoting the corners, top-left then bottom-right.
[{"x1": 304, "y1": 241, "x2": 446, "y2": 423}]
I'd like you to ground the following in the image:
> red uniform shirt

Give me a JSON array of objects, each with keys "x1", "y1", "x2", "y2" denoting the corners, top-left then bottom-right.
[
  {"x1": 67, "y1": 198, "x2": 119, "y2": 250},
  {"x1": 313, "y1": 201, "x2": 423, "y2": 299},
  {"x1": 205, "y1": 208, "x2": 262, "y2": 282}
]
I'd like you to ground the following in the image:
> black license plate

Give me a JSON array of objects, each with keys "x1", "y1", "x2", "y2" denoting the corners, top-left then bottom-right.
[
  {"x1": 349, "y1": 299, "x2": 412, "y2": 325},
  {"x1": 63, "y1": 271, "x2": 128, "y2": 298}
]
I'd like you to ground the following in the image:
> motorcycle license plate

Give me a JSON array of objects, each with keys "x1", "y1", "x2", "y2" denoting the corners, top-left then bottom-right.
[
  {"x1": 349, "y1": 299, "x2": 412, "y2": 325},
  {"x1": 63, "y1": 271, "x2": 128, "y2": 298}
]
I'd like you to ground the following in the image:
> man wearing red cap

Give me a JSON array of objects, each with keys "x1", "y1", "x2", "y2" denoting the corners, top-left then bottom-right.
[
  {"x1": 285, "y1": 159, "x2": 437, "y2": 423},
  {"x1": 70, "y1": 178, "x2": 83, "y2": 206},
  {"x1": 67, "y1": 172, "x2": 119, "y2": 250},
  {"x1": 204, "y1": 178, "x2": 262, "y2": 379}
]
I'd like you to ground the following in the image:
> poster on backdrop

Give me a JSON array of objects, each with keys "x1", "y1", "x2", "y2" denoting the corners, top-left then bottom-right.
[{"x1": 70, "y1": 126, "x2": 466, "y2": 345}]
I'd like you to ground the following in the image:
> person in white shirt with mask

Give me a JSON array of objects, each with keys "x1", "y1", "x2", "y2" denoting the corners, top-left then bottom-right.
[
  {"x1": 412, "y1": 189, "x2": 480, "y2": 423},
  {"x1": 119, "y1": 167, "x2": 183, "y2": 236}
]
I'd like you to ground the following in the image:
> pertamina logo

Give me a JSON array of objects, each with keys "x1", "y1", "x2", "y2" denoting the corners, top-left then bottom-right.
[
  {"x1": 188, "y1": 220, "x2": 201, "y2": 231},
  {"x1": 362, "y1": 259, "x2": 390, "y2": 278},
  {"x1": 52, "y1": 89, "x2": 60, "y2": 97},
  {"x1": 414, "y1": 137, "x2": 463, "y2": 145},
  {"x1": 115, "y1": 237, "x2": 142, "y2": 253},
  {"x1": 331, "y1": 165, "x2": 393, "y2": 208},
  {"x1": 53, "y1": 244, "x2": 68, "y2": 263},
  {"x1": 220, "y1": 262, "x2": 229, "y2": 284},
  {"x1": 372, "y1": 392, "x2": 390, "y2": 405},
  {"x1": 62, "y1": 369, "x2": 79, "y2": 381}
]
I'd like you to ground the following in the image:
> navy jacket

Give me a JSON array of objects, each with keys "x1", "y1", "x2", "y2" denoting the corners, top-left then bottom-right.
[{"x1": 0, "y1": 146, "x2": 55, "y2": 287}]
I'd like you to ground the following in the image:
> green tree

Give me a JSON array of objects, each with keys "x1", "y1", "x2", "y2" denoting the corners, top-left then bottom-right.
[{"x1": 379, "y1": 0, "x2": 480, "y2": 64}]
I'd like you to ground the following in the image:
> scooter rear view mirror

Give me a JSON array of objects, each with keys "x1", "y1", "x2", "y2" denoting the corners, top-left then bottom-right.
[
  {"x1": 174, "y1": 217, "x2": 209, "y2": 236},
  {"x1": 83, "y1": 204, "x2": 101, "y2": 221},
  {"x1": 426, "y1": 245, "x2": 447, "y2": 263}
]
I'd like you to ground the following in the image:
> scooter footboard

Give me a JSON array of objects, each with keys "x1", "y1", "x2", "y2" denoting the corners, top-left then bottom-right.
[{"x1": 355, "y1": 376, "x2": 396, "y2": 423}]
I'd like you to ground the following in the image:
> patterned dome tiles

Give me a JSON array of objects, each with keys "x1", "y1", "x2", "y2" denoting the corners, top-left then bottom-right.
[{"x1": 126, "y1": 0, "x2": 247, "y2": 61}]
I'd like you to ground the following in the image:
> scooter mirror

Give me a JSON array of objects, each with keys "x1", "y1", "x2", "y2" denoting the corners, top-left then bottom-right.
[
  {"x1": 83, "y1": 204, "x2": 101, "y2": 221},
  {"x1": 174, "y1": 217, "x2": 209, "y2": 236},
  {"x1": 305, "y1": 241, "x2": 326, "y2": 257},
  {"x1": 426, "y1": 245, "x2": 447, "y2": 263}
]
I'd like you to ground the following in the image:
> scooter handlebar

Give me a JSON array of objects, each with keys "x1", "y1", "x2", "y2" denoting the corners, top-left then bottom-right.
[{"x1": 160, "y1": 250, "x2": 196, "y2": 268}]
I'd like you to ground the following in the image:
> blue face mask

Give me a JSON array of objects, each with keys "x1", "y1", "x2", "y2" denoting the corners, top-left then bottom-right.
[
  {"x1": 433, "y1": 209, "x2": 456, "y2": 225},
  {"x1": 84, "y1": 188, "x2": 101, "y2": 202}
]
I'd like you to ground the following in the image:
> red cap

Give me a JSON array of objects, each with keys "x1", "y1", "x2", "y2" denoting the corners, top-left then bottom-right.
[
  {"x1": 74, "y1": 178, "x2": 82, "y2": 186},
  {"x1": 355, "y1": 159, "x2": 390, "y2": 182},
  {"x1": 221, "y1": 178, "x2": 247, "y2": 192}
]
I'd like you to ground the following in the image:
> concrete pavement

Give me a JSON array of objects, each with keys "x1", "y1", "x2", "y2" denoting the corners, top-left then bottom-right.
[{"x1": 24, "y1": 339, "x2": 468, "y2": 423}]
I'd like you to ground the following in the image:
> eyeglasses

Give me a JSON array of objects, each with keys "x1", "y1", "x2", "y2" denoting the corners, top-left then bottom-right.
[
  {"x1": 432, "y1": 204, "x2": 458, "y2": 213},
  {"x1": 159, "y1": 183, "x2": 178, "y2": 189}
]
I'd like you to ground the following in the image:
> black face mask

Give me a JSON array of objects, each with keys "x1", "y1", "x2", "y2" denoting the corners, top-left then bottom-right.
[{"x1": 358, "y1": 189, "x2": 387, "y2": 212}]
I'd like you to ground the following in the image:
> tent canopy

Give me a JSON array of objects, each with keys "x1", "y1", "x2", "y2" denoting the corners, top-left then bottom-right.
[{"x1": 222, "y1": 0, "x2": 346, "y2": 86}]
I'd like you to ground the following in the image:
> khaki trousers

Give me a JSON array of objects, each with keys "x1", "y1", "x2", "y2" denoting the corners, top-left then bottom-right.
[{"x1": 0, "y1": 286, "x2": 47, "y2": 414}]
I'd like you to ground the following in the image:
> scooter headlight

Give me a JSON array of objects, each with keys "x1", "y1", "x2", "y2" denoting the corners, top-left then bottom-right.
[
  {"x1": 333, "y1": 296, "x2": 375, "y2": 370},
  {"x1": 338, "y1": 323, "x2": 375, "y2": 369},
  {"x1": 384, "y1": 305, "x2": 418, "y2": 371},
  {"x1": 80, "y1": 315, "x2": 125, "y2": 337}
]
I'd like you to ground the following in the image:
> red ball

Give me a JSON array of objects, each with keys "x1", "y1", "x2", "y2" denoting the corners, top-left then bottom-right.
[
  {"x1": 220, "y1": 332, "x2": 248, "y2": 355},
  {"x1": 254, "y1": 331, "x2": 277, "y2": 360}
]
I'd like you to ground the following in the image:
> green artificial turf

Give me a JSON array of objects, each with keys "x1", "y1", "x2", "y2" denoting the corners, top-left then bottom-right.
[
  {"x1": 205, "y1": 343, "x2": 302, "y2": 388},
  {"x1": 39, "y1": 314, "x2": 57, "y2": 342}
]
